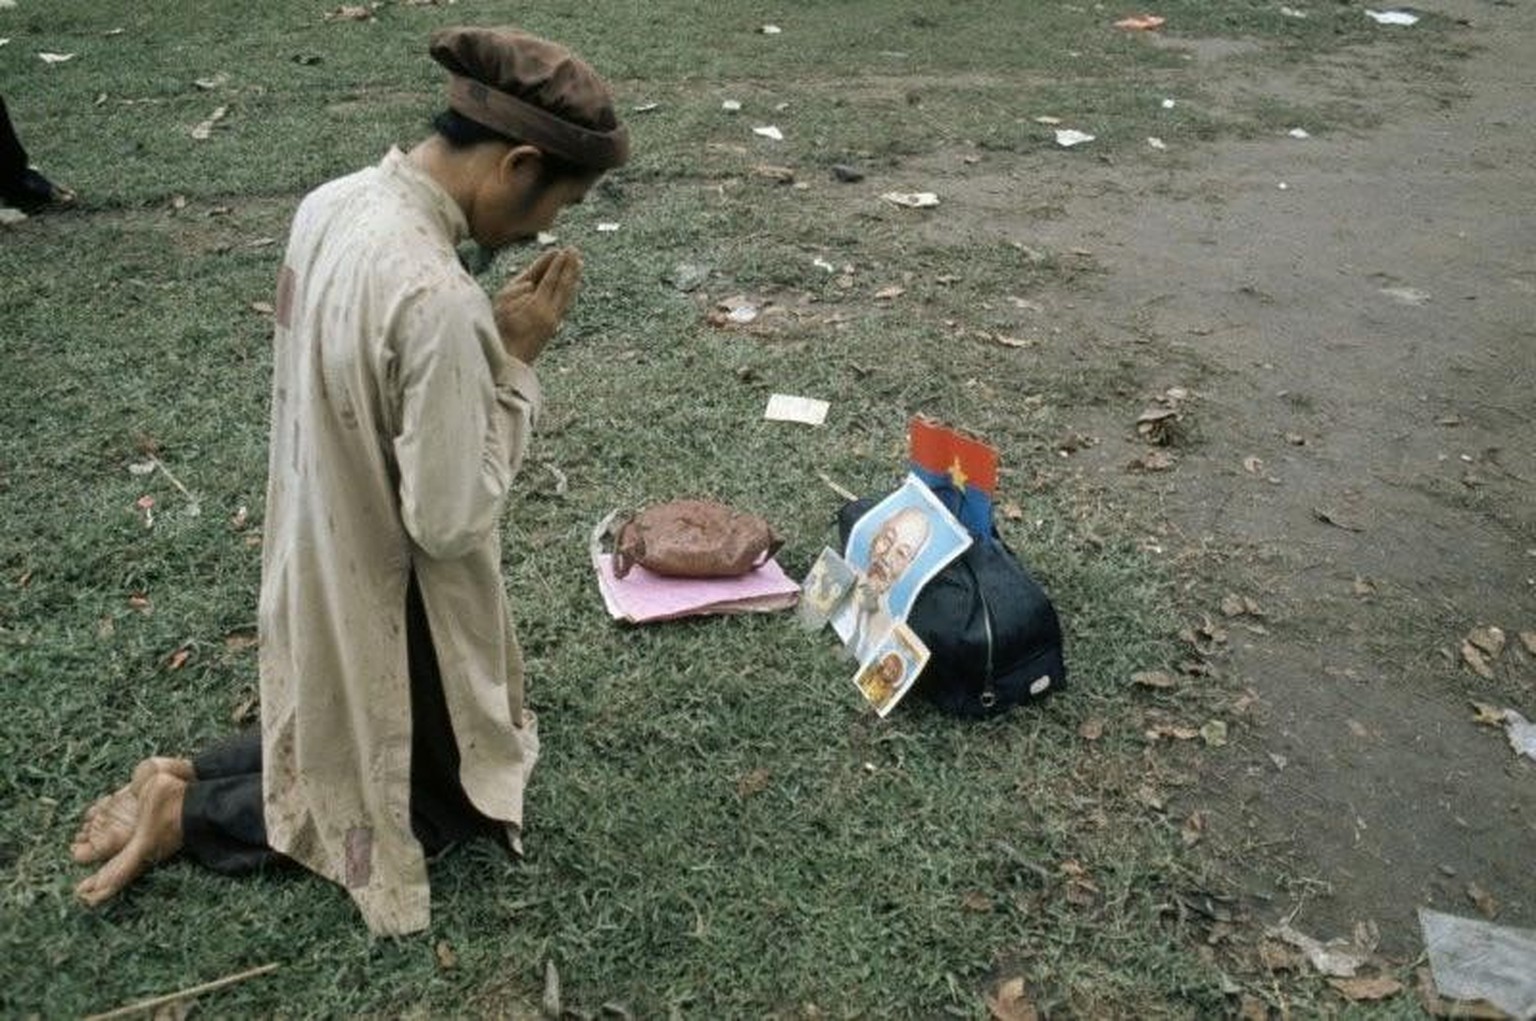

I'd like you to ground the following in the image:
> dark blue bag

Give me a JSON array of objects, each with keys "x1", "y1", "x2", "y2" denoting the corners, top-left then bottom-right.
[{"x1": 837, "y1": 487, "x2": 1066, "y2": 718}]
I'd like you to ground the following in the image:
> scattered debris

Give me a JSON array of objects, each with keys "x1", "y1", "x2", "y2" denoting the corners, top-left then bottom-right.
[
  {"x1": 764, "y1": 393, "x2": 829, "y2": 426},
  {"x1": 630, "y1": 101, "x2": 660, "y2": 113},
  {"x1": 1288, "y1": 127, "x2": 1311, "y2": 139},
  {"x1": 831, "y1": 163, "x2": 864, "y2": 183},
  {"x1": 721, "y1": 99, "x2": 742, "y2": 112},
  {"x1": 1522, "y1": 631, "x2": 1536, "y2": 656},
  {"x1": 1181, "y1": 811, "x2": 1206, "y2": 846},
  {"x1": 1466, "y1": 882, "x2": 1499, "y2": 920},
  {"x1": 736, "y1": 767, "x2": 772, "y2": 798},
  {"x1": 985, "y1": 976, "x2": 1039, "y2": 1021},
  {"x1": 1114, "y1": 14, "x2": 1166, "y2": 30},
  {"x1": 1200, "y1": 720, "x2": 1229, "y2": 747},
  {"x1": 1502, "y1": 710, "x2": 1536, "y2": 762},
  {"x1": 1381, "y1": 285, "x2": 1432, "y2": 305},
  {"x1": 1279, "y1": 6, "x2": 1309, "y2": 17},
  {"x1": 324, "y1": 4, "x2": 374, "y2": 21},
  {"x1": 1329, "y1": 976, "x2": 1403, "y2": 1002},
  {"x1": 1365, "y1": 9, "x2": 1420, "y2": 26},
  {"x1": 595, "y1": 222, "x2": 620, "y2": 232},
  {"x1": 1419, "y1": 908, "x2": 1536, "y2": 1019},
  {"x1": 1144, "y1": 723, "x2": 1200, "y2": 742},
  {"x1": 433, "y1": 940, "x2": 457, "y2": 971},
  {"x1": 1161, "y1": 97, "x2": 1177, "y2": 109},
  {"x1": 1466, "y1": 625, "x2": 1506, "y2": 660},
  {"x1": 759, "y1": 24, "x2": 782, "y2": 35},
  {"x1": 751, "y1": 164, "x2": 795, "y2": 184},
  {"x1": 880, "y1": 191, "x2": 939, "y2": 208},
  {"x1": 812, "y1": 256, "x2": 836, "y2": 273},
  {"x1": 752, "y1": 125, "x2": 784, "y2": 141},
  {"x1": 194, "y1": 73, "x2": 230, "y2": 91},
  {"x1": 1078, "y1": 718, "x2": 1105, "y2": 741},
  {"x1": 1147, "y1": 136, "x2": 1167, "y2": 150},
  {"x1": 1220, "y1": 593, "x2": 1264, "y2": 618},
  {"x1": 1266, "y1": 922, "x2": 1375, "y2": 978},
  {"x1": 191, "y1": 105, "x2": 228, "y2": 140},
  {"x1": 1034, "y1": 115, "x2": 1062, "y2": 125},
  {"x1": 541, "y1": 959, "x2": 561, "y2": 1020},
  {"x1": 1054, "y1": 129, "x2": 1096, "y2": 148},
  {"x1": 536, "y1": 231, "x2": 557, "y2": 246},
  {"x1": 1131, "y1": 669, "x2": 1178, "y2": 690},
  {"x1": 1460, "y1": 640, "x2": 1495, "y2": 680},
  {"x1": 1311, "y1": 507, "x2": 1363, "y2": 532},
  {"x1": 38, "y1": 51, "x2": 77, "y2": 64},
  {"x1": 1128, "y1": 449, "x2": 1178, "y2": 472},
  {"x1": 1136, "y1": 407, "x2": 1181, "y2": 445}
]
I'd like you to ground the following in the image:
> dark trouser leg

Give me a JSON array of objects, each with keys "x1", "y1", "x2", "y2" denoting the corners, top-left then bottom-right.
[
  {"x1": 0, "y1": 97, "x2": 28, "y2": 184},
  {"x1": 179, "y1": 573, "x2": 500, "y2": 873},
  {"x1": 405, "y1": 572, "x2": 505, "y2": 851}
]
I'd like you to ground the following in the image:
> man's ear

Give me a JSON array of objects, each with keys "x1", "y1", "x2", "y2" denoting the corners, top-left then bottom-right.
[{"x1": 499, "y1": 144, "x2": 544, "y2": 185}]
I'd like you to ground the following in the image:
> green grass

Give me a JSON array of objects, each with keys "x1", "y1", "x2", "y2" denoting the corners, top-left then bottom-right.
[{"x1": 0, "y1": 0, "x2": 1451, "y2": 1016}]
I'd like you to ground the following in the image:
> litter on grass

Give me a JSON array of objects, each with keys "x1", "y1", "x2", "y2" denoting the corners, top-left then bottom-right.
[
  {"x1": 1366, "y1": 9, "x2": 1419, "y2": 24},
  {"x1": 1114, "y1": 14, "x2": 1166, "y2": 29},
  {"x1": 880, "y1": 191, "x2": 939, "y2": 208},
  {"x1": 764, "y1": 393, "x2": 829, "y2": 426},
  {"x1": 1147, "y1": 136, "x2": 1167, "y2": 150},
  {"x1": 1289, "y1": 127, "x2": 1311, "y2": 138},
  {"x1": 1055, "y1": 129, "x2": 1095, "y2": 147},
  {"x1": 595, "y1": 222, "x2": 620, "y2": 232},
  {"x1": 38, "y1": 51, "x2": 76, "y2": 63},
  {"x1": 1419, "y1": 909, "x2": 1536, "y2": 1019},
  {"x1": 759, "y1": 24, "x2": 782, "y2": 34},
  {"x1": 191, "y1": 105, "x2": 228, "y2": 140},
  {"x1": 752, "y1": 125, "x2": 784, "y2": 141},
  {"x1": 1280, "y1": 6, "x2": 1308, "y2": 17},
  {"x1": 721, "y1": 99, "x2": 742, "y2": 112},
  {"x1": 631, "y1": 101, "x2": 660, "y2": 113},
  {"x1": 1162, "y1": 97, "x2": 1177, "y2": 109}
]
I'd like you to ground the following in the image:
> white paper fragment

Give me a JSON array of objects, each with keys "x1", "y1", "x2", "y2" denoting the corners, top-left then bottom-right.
[
  {"x1": 38, "y1": 51, "x2": 77, "y2": 64},
  {"x1": 1366, "y1": 9, "x2": 1419, "y2": 25},
  {"x1": 1279, "y1": 6, "x2": 1309, "y2": 17},
  {"x1": 1505, "y1": 710, "x2": 1536, "y2": 761},
  {"x1": 631, "y1": 101, "x2": 660, "y2": 113},
  {"x1": 1055, "y1": 129, "x2": 1096, "y2": 148},
  {"x1": 536, "y1": 231, "x2": 558, "y2": 246},
  {"x1": 760, "y1": 24, "x2": 782, "y2": 35},
  {"x1": 0, "y1": 38, "x2": 10, "y2": 48},
  {"x1": 194, "y1": 73, "x2": 229, "y2": 91},
  {"x1": 0, "y1": 207, "x2": 27, "y2": 226},
  {"x1": 1161, "y1": 97, "x2": 1177, "y2": 109},
  {"x1": 127, "y1": 460, "x2": 158, "y2": 476},
  {"x1": 1033, "y1": 115, "x2": 1062, "y2": 125},
  {"x1": 1147, "y1": 136, "x2": 1167, "y2": 150},
  {"x1": 1267, "y1": 924, "x2": 1370, "y2": 978},
  {"x1": 1288, "y1": 127, "x2": 1311, "y2": 139},
  {"x1": 726, "y1": 305, "x2": 758, "y2": 324},
  {"x1": 595, "y1": 222, "x2": 620, "y2": 233},
  {"x1": 1380, "y1": 285, "x2": 1431, "y2": 305},
  {"x1": 774, "y1": 102, "x2": 790, "y2": 112},
  {"x1": 752, "y1": 125, "x2": 783, "y2": 141},
  {"x1": 721, "y1": 99, "x2": 742, "y2": 112},
  {"x1": 1420, "y1": 909, "x2": 1536, "y2": 1018},
  {"x1": 880, "y1": 191, "x2": 939, "y2": 208},
  {"x1": 813, "y1": 257, "x2": 836, "y2": 273},
  {"x1": 765, "y1": 394, "x2": 829, "y2": 427},
  {"x1": 190, "y1": 105, "x2": 228, "y2": 140}
]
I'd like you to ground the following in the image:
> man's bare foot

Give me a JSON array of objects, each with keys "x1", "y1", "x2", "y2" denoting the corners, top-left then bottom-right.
[
  {"x1": 75, "y1": 772, "x2": 187, "y2": 907},
  {"x1": 69, "y1": 756, "x2": 195, "y2": 865}
]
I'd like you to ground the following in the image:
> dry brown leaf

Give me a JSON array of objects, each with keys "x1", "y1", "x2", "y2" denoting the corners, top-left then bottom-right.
[
  {"x1": 1466, "y1": 625, "x2": 1506, "y2": 659},
  {"x1": 751, "y1": 163, "x2": 795, "y2": 184},
  {"x1": 250, "y1": 301, "x2": 275, "y2": 315},
  {"x1": 1460, "y1": 641, "x2": 1495, "y2": 680},
  {"x1": 129, "y1": 592, "x2": 152, "y2": 613},
  {"x1": 1135, "y1": 785, "x2": 1164, "y2": 810},
  {"x1": 223, "y1": 630, "x2": 258, "y2": 651},
  {"x1": 1220, "y1": 593, "x2": 1246, "y2": 617},
  {"x1": 1078, "y1": 717, "x2": 1105, "y2": 741},
  {"x1": 985, "y1": 977, "x2": 1039, "y2": 1021},
  {"x1": 1346, "y1": 719, "x2": 1369, "y2": 739},
  {"x1": 1243, "y1": 456, "x2": 1264, "y2": 474},
  {"x1": 1237, "y1": 994, "x2": 1269, "y2": 1021},
  {"x1": 736, "y1": 767, "x2": 771, "y2": 798},
  {"x1": 1181, "y1": 811, "x2": 1207, "y2": 846},
  {"x1": 1200, "y1": 720, "x2": 1229, "y2": 747},
  {"x1": 190, "y1": 105, "x2": 227, "y2": 140},
  {"x1": 1465, "y1": 881, "x2": 1499, "y2": 919},
  {"x1": 873, "y1": 285, "x2": 905, "y2": 300},
  {"x1": 1000, "y1": 500, "x2": 1024, "y2": 521},
  {"x1": 1520, "y1": 630, "x2": 1536, "y2": 656},
  {"x1": 960, "y1": 890, "x2": 993, "y2": 913},
  {"x1": 167, "y1": 647, "x2": 191, "y2": 671},
  {"x1": 1329, "y1": 975, "x2": 1402, "y2": 1002},
  {"x1": 434, "y1": 939, "x2": 458, "y2": 970},
  {"x1": 992, "y1": 334, "x2": 1035, "y2": 349},
  {"x1": 1470, "y1": 701, "x2": 1509, "y2": 727},
  {"x1": 1145, "y1": 724, "x2": 1200, "y2": 742},
  {"x1": 324, "y1": 5, "x2": 374, "y2": 21},
  {"x1": 1129, "y1": 449, "x2": 1177, "y2": 472},
  {"x1": 1131, "y1": 669, "x2": 1178, "y2": 690},
  {"x1": 1352, "y1": 576, "x2": 1377, "y2": 596}
]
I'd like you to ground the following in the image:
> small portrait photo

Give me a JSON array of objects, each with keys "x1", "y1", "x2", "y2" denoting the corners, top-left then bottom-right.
[
  {"x1": 852, "y1": 622, "x2": 930, "y2": 718},
  {"x1": 798, "y1": 545, "x2": 857, "y2": 631}
]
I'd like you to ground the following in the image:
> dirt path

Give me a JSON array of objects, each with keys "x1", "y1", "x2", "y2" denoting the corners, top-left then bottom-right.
[{"x1": 973, "y1": 0, "x2": 1534, "y2": 955}]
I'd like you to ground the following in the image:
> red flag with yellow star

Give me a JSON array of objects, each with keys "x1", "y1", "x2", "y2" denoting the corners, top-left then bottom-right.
[{"x1": 908, "y1": 417, "x2": 1000, "y2": 538}]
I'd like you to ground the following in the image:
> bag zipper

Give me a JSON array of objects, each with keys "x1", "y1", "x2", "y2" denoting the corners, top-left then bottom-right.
[{"x1": 964, "y1": 559, "x2": 998, "y2": 708}]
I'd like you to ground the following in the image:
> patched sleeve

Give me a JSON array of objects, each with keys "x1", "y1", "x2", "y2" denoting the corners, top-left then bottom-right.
[{"x1": 392, "y1": 280, "x2": 543, "y2": 560}]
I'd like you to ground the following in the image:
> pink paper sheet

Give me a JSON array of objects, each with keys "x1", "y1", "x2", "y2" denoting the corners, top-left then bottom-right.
[{"x1": 593, "y1": 553, "x2": 800, "y2": 623}]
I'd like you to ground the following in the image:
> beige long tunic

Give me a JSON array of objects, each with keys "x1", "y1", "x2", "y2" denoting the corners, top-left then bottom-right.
[{"x1": 259, "y1": 148, "x2": 540, "y2": 935}]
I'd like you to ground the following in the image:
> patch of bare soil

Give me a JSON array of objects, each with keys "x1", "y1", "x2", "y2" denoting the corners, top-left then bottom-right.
[{"x1": 927, "y1": 0, "x2": 1536, "y2": 962}]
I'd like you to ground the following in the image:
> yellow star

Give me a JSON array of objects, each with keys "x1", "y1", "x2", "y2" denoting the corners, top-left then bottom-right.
[{"x1": 948, "y1": 456, "x2": 968, "y2": 491}]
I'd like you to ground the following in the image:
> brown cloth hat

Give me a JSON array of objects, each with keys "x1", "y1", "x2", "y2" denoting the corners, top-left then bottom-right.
[{"x1": 429, "y1": 26, "x2": 630, "y2": 171}]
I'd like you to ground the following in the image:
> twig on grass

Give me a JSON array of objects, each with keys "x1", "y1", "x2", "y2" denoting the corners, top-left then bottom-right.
[{"x1": 82, "y1": 962, "x2": 279, "y2": 1021}]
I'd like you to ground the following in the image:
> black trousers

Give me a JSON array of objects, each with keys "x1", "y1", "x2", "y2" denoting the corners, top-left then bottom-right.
[
  {"x1": 181, "y1": 575, "x2": 504, "y2": 874},
  {"x1": 1, "y1": 97, "x2": 30, "y2": 185}
]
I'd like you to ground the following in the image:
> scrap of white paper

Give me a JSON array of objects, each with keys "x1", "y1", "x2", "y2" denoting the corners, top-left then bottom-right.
[
  {"x1": 721, "y1": 100, "x2": 742, "y2": 112},
  {"x1": 1288, "y1": 127, "x2": 1311, "y2": 138},
  {"x1": 752, "y1": 125, "x2": 784, "y2": 141},
  {"x1": 1147, "y1": 136, "x2": 1167, "y2": 150},
  {"x1": 765, "y1": 393, "x2": 829, "y2": 426},
  {"x1": 38, "y1": 51, "x2": 76, "y2": 63},
  {"x1": 536, "y1": 231, "x2": 558, "y2": 246},
  {"x1": 595, "y1": 222, "x2": 620, "y2": 232},
  {"x1": 1365, "y1": 9, "x2": 1419, "y2": 24},
  {"x1": 1055, "y1": 129, "x2": 1095, "y2": 147},
  {"x1": 880, "y1": 191, "x2": 939, "y2": 208}
]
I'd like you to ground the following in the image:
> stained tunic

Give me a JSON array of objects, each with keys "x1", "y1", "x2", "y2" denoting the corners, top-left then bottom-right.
[{"x1": 259, "y1": 148, "x2": 540, "y2": 935}]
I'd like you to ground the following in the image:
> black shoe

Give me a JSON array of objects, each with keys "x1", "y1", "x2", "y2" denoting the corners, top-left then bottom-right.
[{"x1": 0, "y1": 167, "x2": 76, "y2": 212}]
